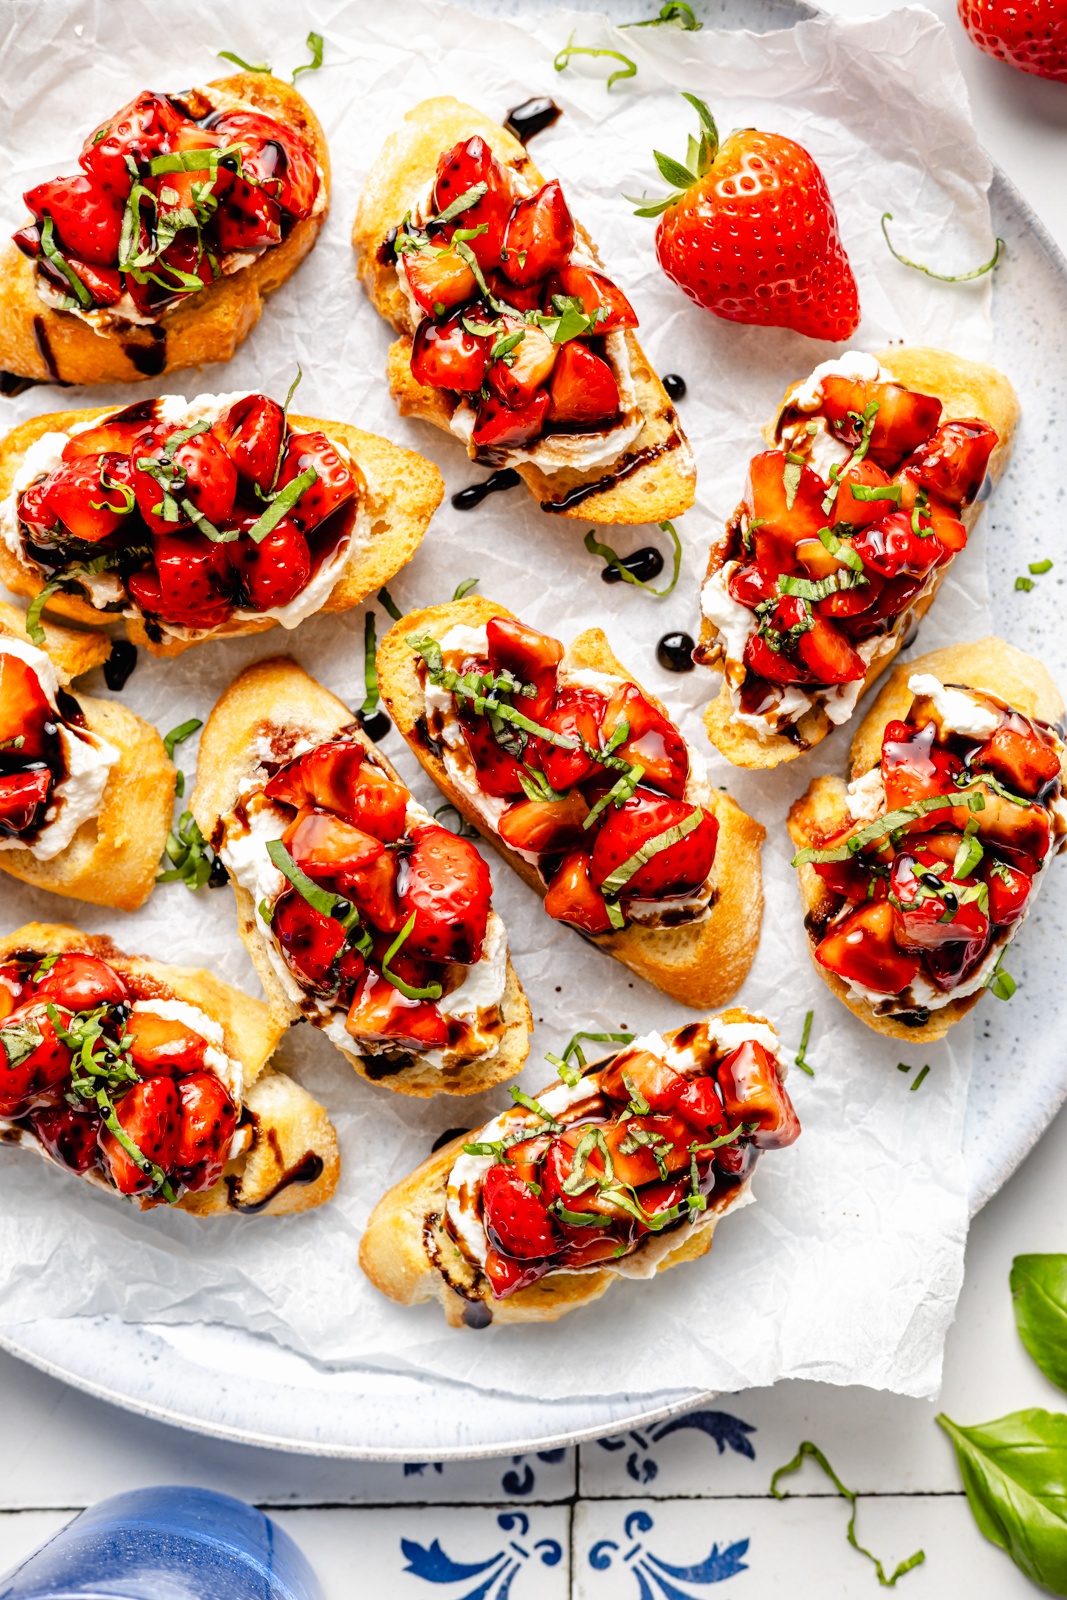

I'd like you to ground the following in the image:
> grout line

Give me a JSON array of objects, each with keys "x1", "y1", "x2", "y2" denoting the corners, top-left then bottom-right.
[{"x1": 0, "y1": 1490, "x2": 969, "y2": 1514}]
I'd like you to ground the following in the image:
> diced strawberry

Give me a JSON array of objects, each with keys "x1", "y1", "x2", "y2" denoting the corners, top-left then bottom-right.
[
  {"x1": 487, "y1": 323, "x2": 557, "y2": 408},
  {"x1": 796, "y1": 610, "x2": 867, "y2": 685},
  {"x1": 0, "y1": 772, "x2": 53, "y2": 837},
  {"x1": 717, "y1": 1040, "x2": 799, "y2": 1150},
  {"x1": 590, "y1": 793, "x2": 717, "y2": 899},
  {"x1": 484, "y1": 1245, "x2": 545, "y2": 1297},
  {"x1": 553, "y1": 263, "x2": 639, "y2": 331},
  {"x1": 24, "y1": 173, "x2": 126, "y2": 266},
  {"x1": 401, "y1": 824, "x2": 492, "y2": 964},
  {"x1": 214, "y1": 176, "x2": 283, "y2": 250},
  {"x1": 881, "y1": 720, "x2": 965, "y2": 822},
  {"x1": 471, "y1": 391, "x2": 550, "y2": 452},
  {"x1": 227, "y1": 518, "x2": 312, "y2": 612},
  {"x1": 210, "y1": 110, "x2": 320, "y2": 218},
  {"x1": 546, "y1": 341, "x2": 620, "y2": 426},
  {"x1": 600, "y1": 683, "x2": 689, "y2": 799},
  {"x1": 62, "y1": 412, "x2": 156, "y2": 461},
  {"x1": 124, "y1": 1010, "x2": 207, "y2": 1077},
  {"x1": 746, "y1": 451, "x2": 828, "y2": 568},
  {"x1": 345, "y1": 970, "x2": 449, "y2": 1050},
  {"x1": 486, "y1": 615, "x2": 562, "y2": 719},
  {"x1": 482, "y1": 1162, "x2": 561, "y2": 1259},
  {"x1": 598, "y1": 1049, "x2": 685, "y2": 1110},
  {"x1": 272, "y1": 887, "x2": 346, "y2": 995},
  {"x1": 411, "y1": 313, "x2": 489, "y2": 393},
  {"x1": 283, "y1": 808, "x2": 384, "y2": 888},
  {"x1": 812, "y1": 855, "x2": 874, "y2": 903},
  {"x1": 543, "y1": 849, "x2": 615, "y2": 934},
  {"x1": 80, "y1": 91, "x2": 186, "y2": 195},
  {"x1": 850, "y1": 511, "x2": 945, "y2": 580},
  {"x1": 899, "y1": 419, "x2": 997, "y2": 507},
  {"x1": 140, "y1": 533, "x2": 235, "y2": 631},
  {"x1": 213, "y1": 394, "x2": 285, "y2": 491},
  {"x1": 267, "y1": 742, "x2": 366, "y2": 813},
  {"x1": 820, "y1": 377, "x2": 943, "y2": 471},
  {"x1": 458, "y1": 711, "x2": 527, "y2": 797},
  {"x1": 727, "y1": 560, "x2": 776, "y2": 609},
  {"x1": 403, "y1": 246, "x2": 478, "y2": 317},
  {"x1": 485, "y1": 271, "x2": 544, "y2": 313},
  {"x1": 890, "y1": 852, "x2": 990, "y2": 951},
  {"x1": 341, "y1": 850, "x2": 407, "y2": 934},
  {"x1": 99, "y1": 1076, "x2": 181, "y2": 1196},
  {"x1": 0, "y1": 651, "x2": 55, "y2": 762},
  {"x1": 150, "y1": 123, "x2": 231, "y2": 222},
  {"x1": 537, "y1": 688, "x2": 604, "y2": 789},
  {"x1": 815, "y1": 900, "x2": 920, "y2": 994},
  {"x1": 173, "y1": 1069, "x2": 238, "y2": 1192},
  {"x1": 29, "y1": 1103, "x2": 101, "y2": 1174},
  {"x1": 923, "y1": 933, "x2": 994, "y2": 992},
  {"x1": 974, "y1": 720, "x2": 1062, "y2": 798},
  {"x1": 603, "y1": 1112, "x2": 693, "y2": 1188},
  {"x1": 673, "y1": 1077, "x2": 727, "y2": 1137},
  {"x1": 275, "y1": 431, "x2": 358, "y2": 534},
  {"x1": 0, "y1": 966, "x2": 28, "y2": 1023},
  {"x1": 985, "y1": 860, "x2": 1032, "y2": 924},
  {"x1": 63, "y1": 258, "x2": 123, "y2": 306},
  {"x1": 432, "y1": 136, "x2": 513, "y2": 271},
  {"x1": 744, "y1": 628, "x2": 814, "y2": 688},
  {"x1": 501, "y1": 180, "x2": 575, "y2": 286},
  {"x1": 498, "y1": 791, "x2": 591, "y2": 854},
  {"x1": 125, "y1": 232, "x2": 216, "y2": 311},
  {"x1": 133, "y1": 426, "x2": 238, "y2": 538},
  {"x1": 829, "y1": 458, "x2": 896, "y2": 529},
  {"x1": 0, "y1": 1003, "x2": 73, "y2": 1117},
  {"x1": 33, "y1": 953, "x2": 127, "y2": 1012},
  {"x1": 42, "y1": 454, "x2": 135, "y2": 543}
]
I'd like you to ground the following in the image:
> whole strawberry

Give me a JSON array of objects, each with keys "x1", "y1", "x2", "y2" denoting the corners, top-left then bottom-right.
[
  {"x1": 634, "y1": 94, "x2": 859, "y2": 343},
  {"x1": 957, "y1": 0, "x2": 1067, "y2": 81}
]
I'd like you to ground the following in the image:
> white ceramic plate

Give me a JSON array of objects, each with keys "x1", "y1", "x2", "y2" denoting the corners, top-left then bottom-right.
[{"x1": 2, "y1": 0, "x2": 1067, "y2": 1459}]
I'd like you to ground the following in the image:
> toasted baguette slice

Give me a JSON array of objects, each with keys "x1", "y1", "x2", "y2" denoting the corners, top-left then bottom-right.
[
  {"x1": 701, "y1": 347, "x2": 1020, "y2": 770},
  {"x1": 190, "y1": 655, "x2": 532, "y2": 1097},
  {"x1": 0, "y1": 74, "x2": 328, "y2": 386},
  {"x1": 0, "y1": 601, "x2": 173, "y2": 910},
  {"x1": 0, "y1": 406, "x2": 444, "y2": 658},
  {"x1": 360, "y1": 1010, "x2": 774, "y2": 1326},
  {"x1": 787, "y1": 637, "x2": 1065, "y2": 1042},
  {"x1": 377, "y1": 594, "x2": 765, "y2": 1008},
  {"x1": 0, "y1": 922, "x2": 339, "y2": 1214},
  {"x1": 353, "y1": 95, "x2": 695, "y2": 524}
]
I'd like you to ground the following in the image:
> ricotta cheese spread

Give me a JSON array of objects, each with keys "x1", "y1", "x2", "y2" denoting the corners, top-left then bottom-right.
[
  {"x1": 907, "y1": 674, "x2": 1000, "y2": 739},
  {"x1": 789, "y1": 351, "x2": 890, "y2": 411}
]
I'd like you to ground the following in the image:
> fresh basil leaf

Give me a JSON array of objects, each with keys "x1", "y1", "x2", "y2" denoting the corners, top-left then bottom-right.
[
  {"x1": 938, "y1": 1409, "x2": 1067, "y2": 1591},
  {"x1": 0, "y1": 1015, "x2": 44, "y2": 1070},
  {"x1": 1011, "y1": 1255, "x2": 1067, "y2": 1394}
]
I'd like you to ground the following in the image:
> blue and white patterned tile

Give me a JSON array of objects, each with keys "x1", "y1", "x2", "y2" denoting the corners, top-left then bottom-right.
[
  {"x1": 572, "y1": 1495, "x2": 1035, "y2": 1599},
  {"x1": 270, "y1": 1505, "x2": 570, "y2": 1600},
  {"x1": 578, "y1": 1384, "x2": 956, "y2": 1497}
]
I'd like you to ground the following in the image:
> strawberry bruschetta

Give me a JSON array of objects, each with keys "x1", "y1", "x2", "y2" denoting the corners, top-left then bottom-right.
[
  {"x1": 353, "y1": 96, "x2": 695, "y2": 523},
  {"x1": 0, "y1": 74, "x2": 328, "y2": 386},
  {"x1": 377, "y1": 595, "x2": 764, "y2": 1007},
  {"x1": 0, "y1": 390, "x2": 443, "y2": 657},
  {"x1": 788, "y1": 639, "x2": 1066, "y2": 1041},
  {"x1": 360, "y1": 1013, "x2": 799, "y2": 1325},
  {"x1": 190, "y1": 657, "x2": 532, "y2": 1097},
  {"x1": 697, "y1": 348, "x2": 1018, "y2": 767},
  {"x1": 0, "y1": 601, "x2": 172, "y2": 910},
  {"x1": 0, "y1": 922, "x2": 339, "y2": 1214}
]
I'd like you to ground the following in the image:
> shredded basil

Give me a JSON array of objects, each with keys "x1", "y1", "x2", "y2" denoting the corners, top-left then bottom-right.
[
  {"x1": 599, "y1": 807, "x2": 702, "y2": 899},
  {"x1": 792, "y1": 792, "x2": 986, "y2": 866},
  {"x1": 217, "y1": 49, "x2": 272, "y2": 72},
  {"x1": 553, "y1": 31, "x2": 637, "y2": 88},
  {"x1": 380, "y1": 913, "x2": 443, "y2": 1001},
  {"x1": 771, "y1": 1441, "x2": 925, "y2": 1585},
  {"x1": 292, "y1": 30, "x2": 324, "y2": 83},
  {"x1": 244, "y1": 467, "x2": 318, "y2": 545},
  {"x1": 378, "y1": 586, "x2": 403, "y2": 622},
  {"x1": 453, "y1": 577, "x2": 480, "y2": 601},
  {"x1": 39, "y1": 217, "x2": 93, "y2": 309},
  {"x1": 583, "y1": 521, "x2": 682, "y2": 598},
  {"x1": 794, "y1": 1009, "x2": 815, "y2": 1077},
  {"x1": 881, "y1": 211, "x2": 1003, "y2": 283},
  {"x1": 360, "y1": 612, "x2": 380, "y2": 718},
  {"x1": 509, "y1": 1087, "x2": 563, "y2": 1131}
]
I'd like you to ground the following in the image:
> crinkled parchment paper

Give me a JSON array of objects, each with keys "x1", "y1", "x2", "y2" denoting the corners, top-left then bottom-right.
[{"x1": 0, "y1": 0, "x2": 999, "y2": 1400}]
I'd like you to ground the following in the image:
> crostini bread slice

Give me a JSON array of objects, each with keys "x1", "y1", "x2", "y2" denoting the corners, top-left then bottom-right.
[
  {"x1": 353, "y1": 95, "x2": 695, "y2": 524},
  {"x1": 0, "y1": 600, "x2": 173, "y2": 910},
  {"x1": 0, "y1": 921, "x2": 339, "y2": 1215},
  {"x1": 0, "y1": 406, "x2": 444, "y2": 658},
  {"x1": 0, "y1": 74, "x2": 329, "y2": 387},
  {"x1": 377, "y1": 594, "x2": 765, "y2": 1008},
  {"x1": 190, "y1": 654, "x2": 532, "y2": 1097},
  {"x1": 360, "y1": 1010, "x2": 766, "y2": 1326},
  {"x1": 787, "y1": 637, "x2": 1065, "y2": 1043},
  {"x1": 702, "y1": 346, "x2": 1020, "y2": 770}
]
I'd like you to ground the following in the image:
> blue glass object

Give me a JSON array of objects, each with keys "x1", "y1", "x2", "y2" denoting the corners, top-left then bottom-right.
[{"x1": 0, "y1": 1486, "x2": 323, "y2": 1600}]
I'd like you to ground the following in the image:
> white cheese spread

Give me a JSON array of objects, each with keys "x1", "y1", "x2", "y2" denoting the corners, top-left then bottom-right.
[{"x1": 907, "y1": 674, "x2": 1000, "y2": 739}]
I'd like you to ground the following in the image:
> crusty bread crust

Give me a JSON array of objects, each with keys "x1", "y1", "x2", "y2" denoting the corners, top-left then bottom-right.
[
  {"x1": 0, "y1": 921, "x2": 340, "y2": 1214},
  {"x1": 377, "y1": 594, "x2": 765, "y2": 1008},
  {"x1": 352, "y1": 95, "x2": 696, "y2": 525},
  {"x1": 189, "y1": 655, "x2": 532, "y2": 1097},
  {"x1": 0, "y1": 602, "x2": 173, "y2": 910},
  {"x1": 0, "y1": 408, "x2": 443, "y2": 658},
  {"x1": 359, "y1": 1009, "x2": 765, "y2": 1325},
  {"x1": 0, "y1": 74, "x2": 329, "y2": 386},
  {"x1": 787, "y1": 637, "x2": 1065, "y2": 1042},
  {"x1": 701, "y1": 346, "x2": 1021, "y2": 770}
]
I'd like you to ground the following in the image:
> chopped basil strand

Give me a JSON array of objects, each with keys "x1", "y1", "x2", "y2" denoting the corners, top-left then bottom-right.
[
  {"x1": 621, "y1": 1, "x2": 702, "y2": 27},
  {"x1": 245, "y1": 467, "x2": 318, "y2": 545},
  {"x1": 881, "y1": 211, "x2": 1003, "y2": 283},
  {"x1": 360, "y1": 611, "x2": 380, "y2": 717},
  {"x1": 553, "y1": 32, "x2": 638, "y2": 88},
  {"x1": 792, "y1": 792, "x2": 985, "y2": 866},
  {"x1": 583, "y1": 521, "x2": 682, "y2": 597},
  {"x1": 381, "y1": 913, "x2": 443, "y2": 1001},
  {"x1": 599, "y1": 807, "x2": 702, "y2": 898},
  {"x1": 266, "y1": 838, "x2": 347, "y2": 921},
  {"x1": 770, "y1": 1441, "x2": 925, "y2": 1586},
  {"x1": 217, "y1": 50, "x2": 272, "y2": 73},
  {"x1": 291, "y1": 30, "x2": 324, "y2": 83},
  {"x1": 794, "y1": 1009, "x2": 815, "y2": 1077}
]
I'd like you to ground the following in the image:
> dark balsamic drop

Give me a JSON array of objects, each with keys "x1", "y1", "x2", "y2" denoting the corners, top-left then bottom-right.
[
  {"x1": 0, "y1": 371, "x2": 44, "y2": 398},
  {"x1": 103, "y1": 641, "x2": 138, "y2": 692},
  {"x1": 504, "y1": 97, "x2": 563, "y2": 145},
  {"x1": 657, "y1": 631, "x2": 696, "y2": 673},
  {"x1": 662, "y1": 373, "x2": 687, "y2": 401},
  {"x1": 123, "y1": 330, "x2": 167, "y2": 378},
  {"x1": 431, "y1": 1126, "x2": 471, "y2": 1153},
  {"x1": 207, "y1": 855, "x2": 230, "y2": 889},
  {"x1": 358, "y1": 709, "x2": 391, "y2": 742},
  {"x1": 462, "y1": 1299, "x2": 493, "y2": 1329},
  {"x1": 451, "y1": 467, "x2": 522, "y2": 511},
  {"x1": 601, "y1": 546, "x2": 663, "y2": 585}
]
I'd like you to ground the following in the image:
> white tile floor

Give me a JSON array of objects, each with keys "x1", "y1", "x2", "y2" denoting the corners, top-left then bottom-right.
[{"x1": 2, "y1": 0, "x2": 1067, "y2": 1594}]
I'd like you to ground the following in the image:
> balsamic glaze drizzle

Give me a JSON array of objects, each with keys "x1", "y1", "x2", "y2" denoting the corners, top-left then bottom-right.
[
  {"x1": 504, "y1": 97, "x2": 563, "y2": 145},
  {"x1": 451, "y1": 468, "x2": 522, "y2": 511}
]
